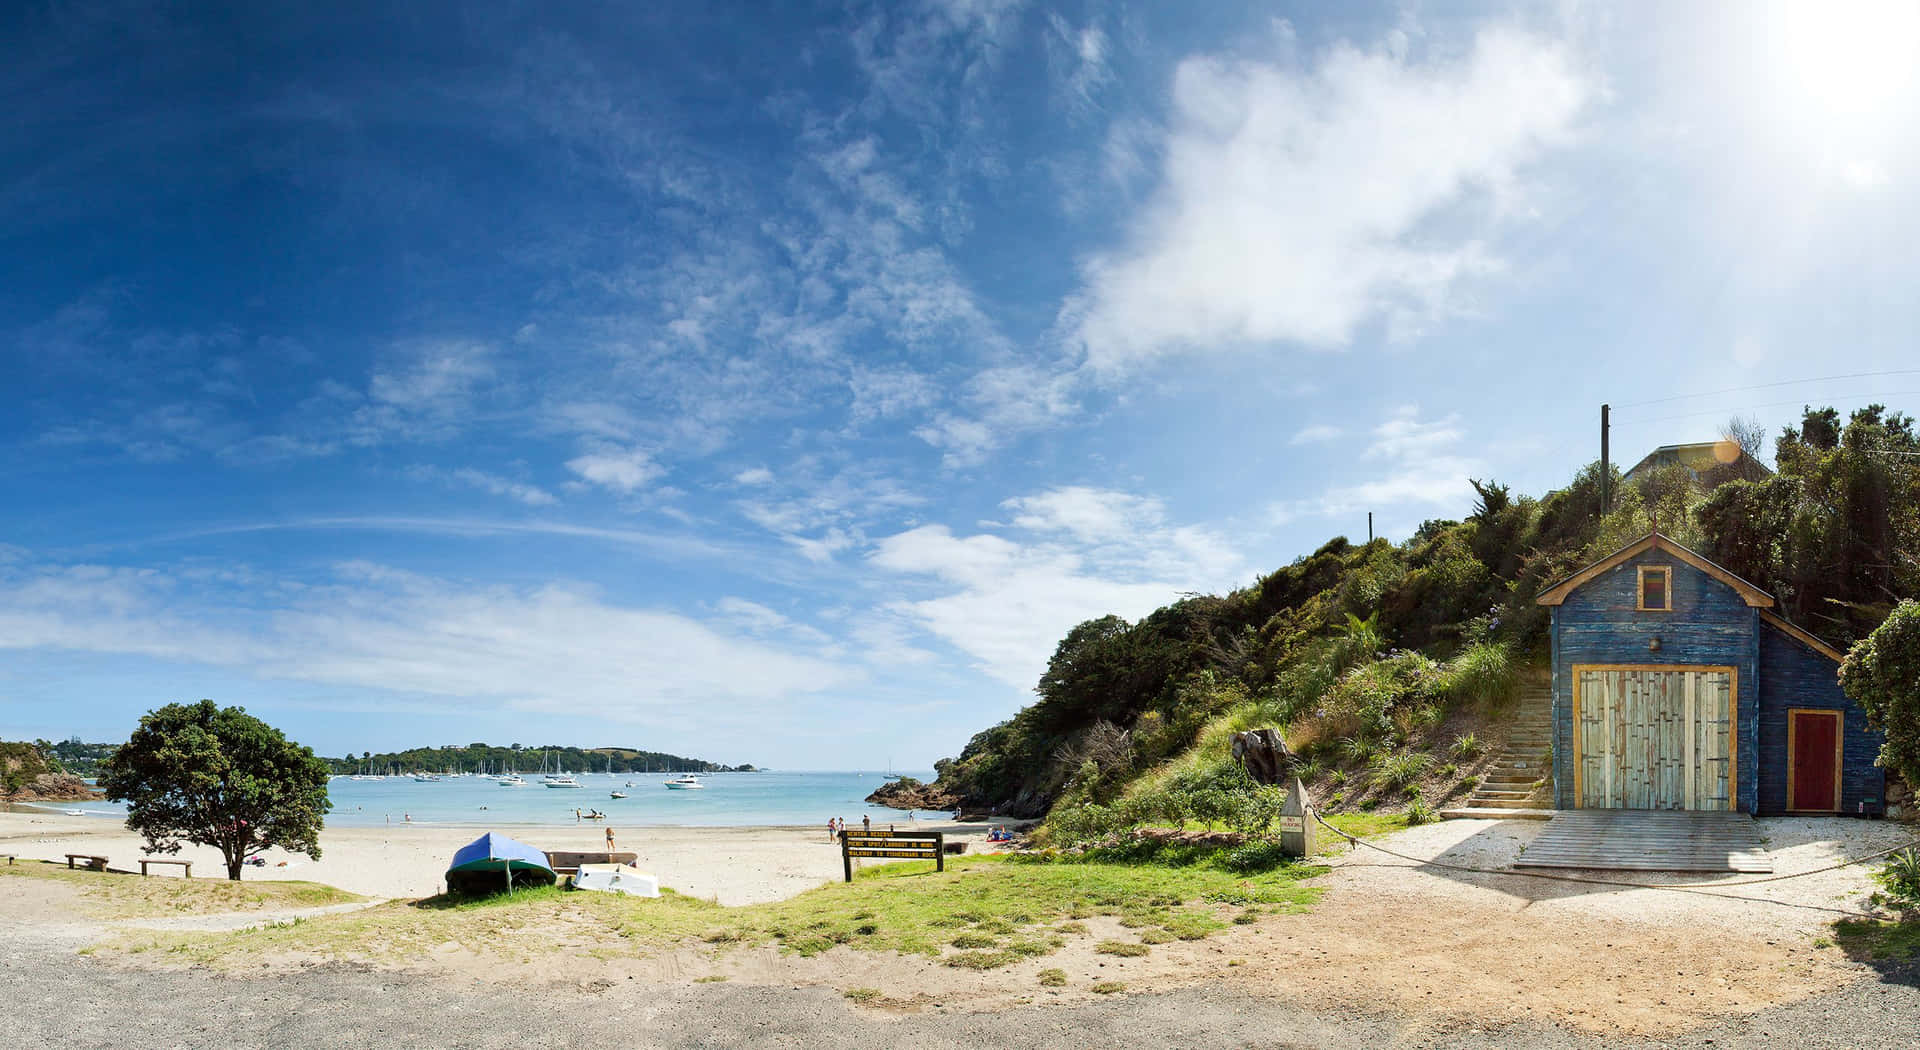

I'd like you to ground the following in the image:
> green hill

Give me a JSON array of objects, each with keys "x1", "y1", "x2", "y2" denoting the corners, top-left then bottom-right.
[{"x1": 929, "y1": 405, "x2": 1920, "y2": 839}]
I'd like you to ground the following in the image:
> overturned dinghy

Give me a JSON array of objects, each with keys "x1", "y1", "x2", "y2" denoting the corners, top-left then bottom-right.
[
  {"x1": 446, "y1": 832, "x2": 558, "y2": 896},
  {"x1": 572, "y1": 863, "x2": 659, "y2": 897}
]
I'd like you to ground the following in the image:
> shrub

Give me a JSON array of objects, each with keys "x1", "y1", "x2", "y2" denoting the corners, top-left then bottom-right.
[
  {"x1": 1369, "y1": 751, "x2": 1433, "y2": 790},
  {"x1": 1450, "y1": 732, "x2": 1482, "y2": 758},
  {"x1": 1441, "y1": 641, "x2": 1517, "y2": 708},
  {"x1": 1872, "y1": 848, "x2": 1920, "y2": 918},
  {"x1": 1405, "y1": 798, "x2": 1436, "y2": 825}
]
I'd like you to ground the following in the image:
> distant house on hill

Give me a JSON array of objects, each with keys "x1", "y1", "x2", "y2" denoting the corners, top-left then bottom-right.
[{"x1": 1622, "y1": 441, "x2": 1771, "y2": 489}]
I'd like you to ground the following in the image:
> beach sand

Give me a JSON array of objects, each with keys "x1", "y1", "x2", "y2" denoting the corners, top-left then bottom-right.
[{"x1": 0, "y1": 807, "x2": 991, "y2": 905}]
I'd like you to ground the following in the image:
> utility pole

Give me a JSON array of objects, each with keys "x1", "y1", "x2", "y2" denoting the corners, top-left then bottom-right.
[
  {"x1": 1600, "y1": 403, "x2": 1611, "y2": 513},
  {"x1": 1367, "y1": 512, "x2": 1373, "y2": 544}
]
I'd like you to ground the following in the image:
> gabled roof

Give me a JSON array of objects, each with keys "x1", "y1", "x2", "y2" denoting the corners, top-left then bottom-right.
[
  {"x1": 1622, "y1": 441, "x2": 1773, "y2": 483},
  {"x1": 1534, "y1": 531, "x2": 1776, "y2": 608},
  {"x1": 1759, "y1": 611, "x2": 1846, "y2": 663}
]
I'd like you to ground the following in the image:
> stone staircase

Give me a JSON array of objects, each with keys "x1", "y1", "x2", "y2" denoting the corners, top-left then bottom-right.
[{"x1": 1441, "y1": 690, "x2": 1555, "y2": 820}]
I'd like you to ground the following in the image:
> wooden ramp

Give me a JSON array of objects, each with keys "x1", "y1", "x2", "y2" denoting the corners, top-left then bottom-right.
[{"x1": 1514, "y1": 811, "x2": 1773, "y2": 873}]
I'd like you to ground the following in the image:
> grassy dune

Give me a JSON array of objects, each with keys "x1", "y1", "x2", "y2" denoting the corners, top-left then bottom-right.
[
  {"x1": 108, "y1": 853, "x2": 1325, "y2": 970},
  {"x1": 2, "y1": 859, "x2": 363, "y2": 918}
]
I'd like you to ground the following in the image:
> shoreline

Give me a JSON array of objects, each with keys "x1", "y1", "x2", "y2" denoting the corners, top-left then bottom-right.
[{"x1": 0, "y1": 809, "x2": 999, "y2": 906}]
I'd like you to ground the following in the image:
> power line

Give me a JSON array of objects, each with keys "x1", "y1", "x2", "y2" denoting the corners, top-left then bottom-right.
[
  {"x1": 1610, "y1": 389, "x2": 1920, "y2": 427},
  {"x1": 1611, "y1": 368, "x2": 1920, "y2": 412}
]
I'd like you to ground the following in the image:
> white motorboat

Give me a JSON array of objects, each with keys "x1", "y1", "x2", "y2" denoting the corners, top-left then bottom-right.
[
  {"x1": 609, "y1": 791, "x2": 628, "y2": 799},
  {"x1": 544, "y1": 774, "x2": 582, "y2": 789},
  {"x1": 663, "y1": 774, "x2": 703, "y2": 790},
  {"x1": 498, "y1": 774, "x2": 528, "y2": 787}
]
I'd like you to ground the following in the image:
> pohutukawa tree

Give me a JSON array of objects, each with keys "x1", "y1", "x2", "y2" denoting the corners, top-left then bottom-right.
[{"x1": 99, "y1": 700, "x2": 331, "y2": 880}]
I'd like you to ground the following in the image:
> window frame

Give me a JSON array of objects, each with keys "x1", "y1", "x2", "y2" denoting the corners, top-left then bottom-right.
[{"x1": 1636, "y1": 565, "x2": 1673, "y2": 612}]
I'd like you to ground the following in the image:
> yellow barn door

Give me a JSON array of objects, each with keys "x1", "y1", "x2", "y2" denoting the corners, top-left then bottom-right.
[{"x1": 1574, "y1": 666, "x2": 1734, "y2": 811}]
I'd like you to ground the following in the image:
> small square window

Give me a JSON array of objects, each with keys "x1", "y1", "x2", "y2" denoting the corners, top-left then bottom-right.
[{"x1": 1638, "y1": 566, "x2": 1671, "y2": 611}]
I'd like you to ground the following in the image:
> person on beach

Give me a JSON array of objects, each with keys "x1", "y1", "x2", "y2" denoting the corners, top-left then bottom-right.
[
  {"x1": 605, "y1": 826, "x2": 616, "y2": 852},
  {"x1": 861, "y1": 814, "x2": 870, "y2": 832},
  {"x1": 826, "y1": 817, "x2": 836, "y2": 842}
]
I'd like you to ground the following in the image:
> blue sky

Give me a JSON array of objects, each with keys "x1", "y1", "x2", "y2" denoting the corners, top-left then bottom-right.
[{"x1": 7, "y1": 1, "x2": 1920, "y2": 768}]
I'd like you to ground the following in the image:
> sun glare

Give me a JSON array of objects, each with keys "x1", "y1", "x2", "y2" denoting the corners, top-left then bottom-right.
[{"x1": 1770, "y1": 0, "x2": 1920, "y2": 122}]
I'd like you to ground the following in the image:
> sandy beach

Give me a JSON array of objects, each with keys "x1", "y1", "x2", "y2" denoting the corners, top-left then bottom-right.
[{"x1": 0, "y1": 807, "x2": 991, "y2": 905}]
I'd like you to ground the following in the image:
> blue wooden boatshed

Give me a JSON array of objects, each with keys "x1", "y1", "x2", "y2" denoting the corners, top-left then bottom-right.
[{"x1": 1535, "y1": 532, "x2": 1885, "y2": 815}]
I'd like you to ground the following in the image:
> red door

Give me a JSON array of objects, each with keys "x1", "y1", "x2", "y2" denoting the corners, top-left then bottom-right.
[{"x1": 1788, "y1": 710, "x2": 1841, "y2": 813}]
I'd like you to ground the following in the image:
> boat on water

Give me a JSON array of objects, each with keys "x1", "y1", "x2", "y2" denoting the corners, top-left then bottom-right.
[
  {"x1": 663, "y1": 773, "x2": 703, "y2": 790},
  {"x1": 498, "y1": 774, "x2": 528, "y2": 787},
  {"x1": 609, "y1": 790, "x2": 628, "y2": 799},
  {"x1": 544, "y1": 774, "x2": 582, "y2": 789},
  {"x1": 444, "y1": 832, "x2": 556, "y2": 896}
]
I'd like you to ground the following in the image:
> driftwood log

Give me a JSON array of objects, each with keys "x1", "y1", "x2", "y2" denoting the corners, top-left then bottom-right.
[{"x1": 1231, "y1": 729, "x2": 1294, "y2": 786}]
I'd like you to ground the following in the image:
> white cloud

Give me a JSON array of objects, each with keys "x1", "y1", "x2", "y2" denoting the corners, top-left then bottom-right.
[
  {"x1": 1273, "y1": 406, "x2": 1483, "y2": 523},
  {"x1": 1072, "y1": 24, "x2": 1590, "y2": 368},
  {"x1": 0, "y1": 560, "x2": 856, "y2": 717},
  {"x1": 869, "y1": 487, "x2": 1243, "y2": 690},
  {"x1": 566, "y1": 446, "x2": 663, "y2": 493},
  {"x1": 1290, "y1": 424, "x2": 1342, "y2": 445},
  {"x1": 441, "y1": 467, "x2": 557, "y2": 507},
  {"x1": 733, "y1": 467, "x2": 776, "y2": 486},
  {"x1": 914, "y1": 363, "x2": 1081, "y2": 467}
]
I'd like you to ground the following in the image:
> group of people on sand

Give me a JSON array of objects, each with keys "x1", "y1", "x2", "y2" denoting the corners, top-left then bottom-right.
[{"x1": 825, "y1": 814, "x2": 876, "y2": 841}]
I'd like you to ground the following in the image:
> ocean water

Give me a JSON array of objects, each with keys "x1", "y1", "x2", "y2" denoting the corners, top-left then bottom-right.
[{"x1": 45, "y1": 770, "x2": 941, "y2": 829}]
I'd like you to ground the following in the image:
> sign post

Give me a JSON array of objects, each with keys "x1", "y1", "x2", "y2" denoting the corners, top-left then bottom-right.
[{"x1": 1279, "y1": 774, "x2": 1316, "y2": 858}]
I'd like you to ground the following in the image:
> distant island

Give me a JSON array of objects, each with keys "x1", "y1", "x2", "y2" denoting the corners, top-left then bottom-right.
[{"x1": 327, "y1": 743, "x2": 753, "y2": 776}]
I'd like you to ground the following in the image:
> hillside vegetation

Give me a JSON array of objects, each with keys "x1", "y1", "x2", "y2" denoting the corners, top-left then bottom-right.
[{"x1": 931, "y1": 406, "x2": 1920, "y2": 834}]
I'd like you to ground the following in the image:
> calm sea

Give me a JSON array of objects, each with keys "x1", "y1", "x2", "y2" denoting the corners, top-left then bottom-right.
[{"x1": 43, "y1": 770, "x2": 940, "y2": 829}]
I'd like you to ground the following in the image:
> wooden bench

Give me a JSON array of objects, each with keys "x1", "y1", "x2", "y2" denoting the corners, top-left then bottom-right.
[
  {"x1": 64, "y1": 853, "x2": 107, "y2": 872},
  {"x1": 139, "y1": 858, "x2": 192, "y2": 878},
  {"x1": 839, "y1": 829, "x2": 944, "y2": 881}
]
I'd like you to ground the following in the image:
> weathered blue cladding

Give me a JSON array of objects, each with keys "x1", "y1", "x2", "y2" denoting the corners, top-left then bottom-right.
[
  {"x1": 1755, "y1": 624, "x2": 1886, "y2": 815},
  {"x1": 1549, "y1": 551, "x2": 1759, "y2": 811},
  {"x1": 1547, "y1": 534, "x2": 1887, "y2": 816}
]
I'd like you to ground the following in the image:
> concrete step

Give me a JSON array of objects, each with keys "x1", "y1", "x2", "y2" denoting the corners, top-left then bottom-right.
[{"x1": 1440, "y1": 807, "x2": 1554, "y2": 821}]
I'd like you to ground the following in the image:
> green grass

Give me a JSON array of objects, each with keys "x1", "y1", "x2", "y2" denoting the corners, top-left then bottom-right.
[
  {"x1": 843, "y1": 987, "x2": 883, "y2": 1003},
  {"x1": 1095, "y1": 939, "x2": 1149, "y2": 957},
  {"x1": 1833, "y1": 919, "x2": 1920, "y2": 963},
  {"x1": 108, "y1": 853, "x2": 1326, "y2": 970},
  {"x1": 1037, "y1": 968, "x2": 1067, "y2": 987},
  {"x1": 1091, "y1": 981, "x2": 1126, "y2": 994},
  {"x1": 0, "y1": 859, "x2": 363, "y2": 918},
  {"x1": 1321, "y1": 811, "x2": 1411, "y2": 840}
]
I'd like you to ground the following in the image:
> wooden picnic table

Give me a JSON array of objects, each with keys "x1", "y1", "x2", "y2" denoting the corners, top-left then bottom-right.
[
  {"x1": 64, "y1": 853, "x2": 107, "y2": 872},
  {"x1": 139, "y1": 858, "x2": 192, "y2": 878}
]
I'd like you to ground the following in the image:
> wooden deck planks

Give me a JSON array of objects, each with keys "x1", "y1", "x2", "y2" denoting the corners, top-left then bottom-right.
[{"x1": 1514, "y1": 811, "x2": 1772, "y2": 873}]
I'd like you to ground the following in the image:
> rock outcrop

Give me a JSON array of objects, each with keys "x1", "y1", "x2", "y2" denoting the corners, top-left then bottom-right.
[
  {"x1": 864, "y1": 777, "x2": 963, "y2": 813},
  {"x1": 5, "y1": 772, "x2": 104, "y2": 803}
]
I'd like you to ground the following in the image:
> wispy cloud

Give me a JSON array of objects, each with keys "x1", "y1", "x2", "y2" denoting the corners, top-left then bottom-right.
[
  {"x1": 1290, "y1": 423, "x2": 1342, "y2": 445},
  {"x1": 566, "y1": 446, "x2": 663, "y2": 493},
  {"x1": 411, "y1": 465, "x2": 557, "y2": 507},
  {"x1": 1072, "y1": 23, "x2": 1590, "y2": 369},
  {"x1": 1272, "y1": 407, "x2": 1483, "y2": 524},
  {"x1": 0, "y1": 558, "x2": 857, "y2": 717}
]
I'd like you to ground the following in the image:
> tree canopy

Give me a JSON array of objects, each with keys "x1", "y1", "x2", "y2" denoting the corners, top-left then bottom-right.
[
  {"x1": 1842, "y1": 600, "x2": 1920, "y2": 792},
  {"x1": 100, "y1": 700, "x2": 331, "y2": 880}
]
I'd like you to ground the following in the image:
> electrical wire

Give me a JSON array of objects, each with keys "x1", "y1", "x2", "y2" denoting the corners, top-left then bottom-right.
[{"x1": 1611, "y1": 369, "x2": 1920, "y2": 410}]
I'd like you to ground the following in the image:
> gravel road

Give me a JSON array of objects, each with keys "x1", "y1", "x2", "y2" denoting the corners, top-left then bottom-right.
[{"x1": 6, "y1": 919, "x2": 1917, "y2": 1050}]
